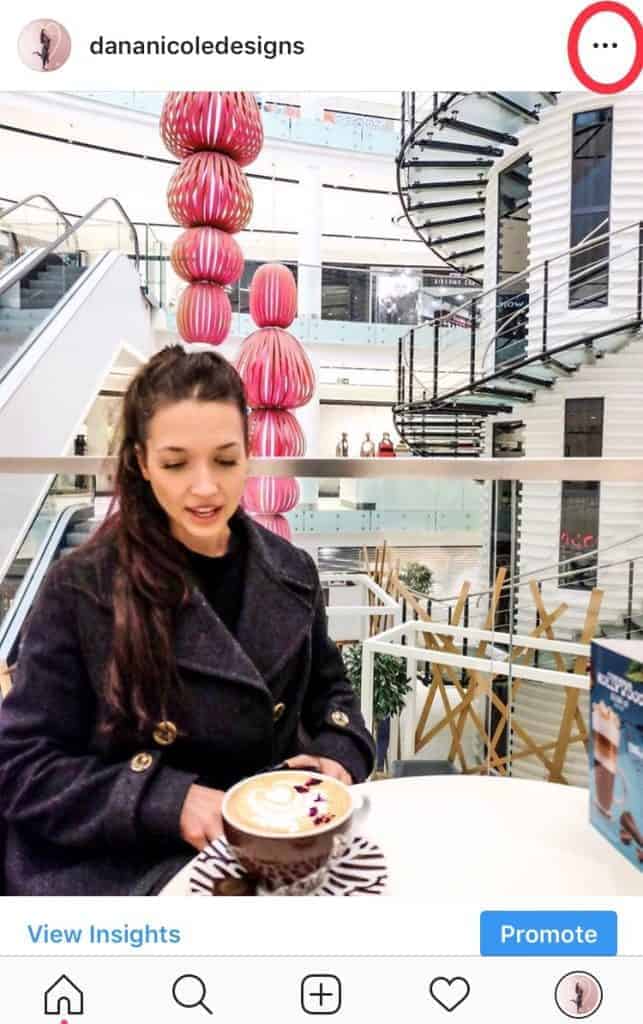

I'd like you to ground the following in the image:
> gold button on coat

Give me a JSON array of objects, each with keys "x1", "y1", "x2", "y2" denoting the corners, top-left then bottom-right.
[
  {"x1": 130, "y1": 752, "x2": 153, "y2": 772},
  {"x1": 273, "y1": 702, "x2": 286, "y2": 722},
  {"x1": 153, "y1": 720, "x2": 178, "y2": 746},
  {"x1": 331, "y1": 710, "x2": 350, "y2": 728}
]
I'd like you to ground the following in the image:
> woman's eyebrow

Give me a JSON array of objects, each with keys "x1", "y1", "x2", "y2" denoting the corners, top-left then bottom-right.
[{"x1": 157, "y1": 442, "x2": 240, "y2": 452}]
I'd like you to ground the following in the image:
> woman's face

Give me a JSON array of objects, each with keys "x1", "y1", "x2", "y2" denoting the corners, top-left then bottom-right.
[{"x1": 136, "y1": 398, "x2": 248, "y2": 556}]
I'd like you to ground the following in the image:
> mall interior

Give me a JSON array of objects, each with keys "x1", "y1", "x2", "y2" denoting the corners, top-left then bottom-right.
[{"x1": 0, "y1": 90, "x2": 641, "y2": 895}]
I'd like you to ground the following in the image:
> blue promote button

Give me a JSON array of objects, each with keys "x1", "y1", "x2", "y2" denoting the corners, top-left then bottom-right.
[{"x1": 480, "y1": 911, "x2": 617, "y2": 956}]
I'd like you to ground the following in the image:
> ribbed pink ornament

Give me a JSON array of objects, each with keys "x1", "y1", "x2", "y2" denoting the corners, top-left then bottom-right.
[
  {"x1": 236, "y1": 328, "x2": 315, "y2": 410},
  {"x1": 249, "y1": 263, "x2": 297, "y2": 328},
  {"x1": 167, "y1": 151, "x2": 253, "y2": 232},
  {"x1": 171, "y1": 226, "x2": 244, "y2": 285},
  {"x1": 160, "y1": 92, "x2": 264, "y2": 166},
  {"x1": 251, "y1": 513, "x2": 292, "y2": 542},
  {"x1": 243, "y1": 477, "x2": 300, "y2": 514},
  {"x1": 248, "y1": 409, "x2": 305, "y2": 457},
  {"x1": 176, "y1": 283, "x2": 231, "y2": 345}
]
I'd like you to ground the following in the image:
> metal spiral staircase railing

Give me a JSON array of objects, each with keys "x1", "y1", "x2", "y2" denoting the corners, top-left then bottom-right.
[
  {"x1": 393, "y1": 220, "x2": 643, "y2": 456},
  {"x1": 396, "y1": 92, "x2": 558, "y2": 277}
]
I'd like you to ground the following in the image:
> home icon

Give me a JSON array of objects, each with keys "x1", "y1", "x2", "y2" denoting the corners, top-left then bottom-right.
[{"x1": 44, "y1": 975, "x2": 84, "y2": 1015}]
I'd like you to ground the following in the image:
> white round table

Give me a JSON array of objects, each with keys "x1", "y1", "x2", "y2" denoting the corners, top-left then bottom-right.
[{"x1": 160, "y1": 777, "x2": 641, "y2": 898}]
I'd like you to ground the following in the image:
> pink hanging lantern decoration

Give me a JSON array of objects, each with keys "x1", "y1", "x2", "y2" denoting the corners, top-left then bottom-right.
[
  {"x1": 243, "y1": 477, "x2": 300, "y2": 515},
  {"x1": 171, "y1": 227, "x2": 244, "y2": 285},
  {"x1": 239, "y1": 263, "x2": 316, "y2": 536},
  {"x1": 176, "y1": 283, "x2": 232, "y2": 345},
  {"x1": 167, "y1": 151, "x2": 253, "y2": 232},
  {"x1": 249, "y1": 408, "x2": 305, "y2": 457},
  {"x1": 236, "y1": 327, "x2": 315, "y2": 409},
  {"x1": 249, "y1": 263, "x2": 298, "y2": 328},
  {"x1": 160, "y1": 91, "x2": 263, "y2": 166},
  {"x1": 161, "y1": 90, "x2": 262, "y2": 348}
]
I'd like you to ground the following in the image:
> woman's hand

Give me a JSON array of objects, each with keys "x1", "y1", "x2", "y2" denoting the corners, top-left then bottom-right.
[
  {"x1": 285, "y1": 754, "x2": 353, "y2": 786},
  {"x1": 179, "y1": 784, "x2": 225, "y2": 850}
]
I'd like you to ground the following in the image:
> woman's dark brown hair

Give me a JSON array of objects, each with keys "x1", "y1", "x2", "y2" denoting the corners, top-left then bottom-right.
[{"x1": 91, "y1": 344, "x2": 249, "y2": 738}]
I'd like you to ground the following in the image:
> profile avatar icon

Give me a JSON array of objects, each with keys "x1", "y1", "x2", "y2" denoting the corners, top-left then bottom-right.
[
  {"x1": 17, "y1": 19, "x2": 71, "y2": 72},
  {"x1": 554, "y1": 971, "x2": 603, "y2": 1018}
]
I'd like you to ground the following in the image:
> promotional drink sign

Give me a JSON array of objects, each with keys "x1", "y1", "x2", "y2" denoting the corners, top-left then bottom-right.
[{"x1": 590, "y1": 639, "x2": 643, "y2": 871}]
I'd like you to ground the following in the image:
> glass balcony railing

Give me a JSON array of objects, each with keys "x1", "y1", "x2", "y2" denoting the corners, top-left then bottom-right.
[
  {"x1": 70, "y1": 92, "x2": 400, "y2": 156},
  {"x1": 163, "y1": 263, "x2": 461, "y2": 344},
  {"x1": 164, "y1": 311, "x2": 406, "y2": 347}
]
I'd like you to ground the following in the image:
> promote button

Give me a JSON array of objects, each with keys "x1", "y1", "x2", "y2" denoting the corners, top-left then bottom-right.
[{"x1": 480, "y1": 911, "x2": 617, "y2": 956}]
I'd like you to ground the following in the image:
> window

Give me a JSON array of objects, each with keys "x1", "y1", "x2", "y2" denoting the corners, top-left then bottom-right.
[
  {"x1": 559, "y1": 398, "x2": 604, "y2": 589},
  {"x1": 569, "y1": 108, "x2": 613, "y2": 308},
  {"x1": 496, "y1": 153, "x2": 531, "y2": 366},
  {"x1": 322, "y1": 265, "x2": 370, "y2": 322}
]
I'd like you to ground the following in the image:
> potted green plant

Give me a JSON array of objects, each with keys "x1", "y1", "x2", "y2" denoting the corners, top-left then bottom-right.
[
  {"x1": 342, "y1": 643, "x2": 413, "y2": 771},
  {"x1": 399, "y1": 561, "x2": 433, "y2": 595}
]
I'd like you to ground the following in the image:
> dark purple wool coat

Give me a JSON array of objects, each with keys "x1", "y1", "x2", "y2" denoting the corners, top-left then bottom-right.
[{"x1": 0, "y1": 509, "x2": 374, "y2": 895}]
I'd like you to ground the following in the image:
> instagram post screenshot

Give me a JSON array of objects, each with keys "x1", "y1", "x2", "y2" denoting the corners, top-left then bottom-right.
[{"x1": 0, "y1": 0, "x2": 641, "y2": 1018}]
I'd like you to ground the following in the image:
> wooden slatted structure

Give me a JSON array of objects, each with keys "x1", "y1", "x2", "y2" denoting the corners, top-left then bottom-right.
[{"x1": 385, "y1": 567, "x2": 603, "y2": 783}]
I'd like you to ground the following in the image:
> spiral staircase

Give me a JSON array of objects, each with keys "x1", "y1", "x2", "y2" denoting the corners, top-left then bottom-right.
[
  {"x1": 393, "y1": 93, "x2": 643, "y2": 457},
  {"x1": 397, "y1": 92, "x2": 558, "y2": 278}
]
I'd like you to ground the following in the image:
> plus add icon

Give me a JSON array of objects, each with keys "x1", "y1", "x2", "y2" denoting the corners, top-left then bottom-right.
[{"x1": 301, "y1": 975, "x2": 342, "y2": 1015}]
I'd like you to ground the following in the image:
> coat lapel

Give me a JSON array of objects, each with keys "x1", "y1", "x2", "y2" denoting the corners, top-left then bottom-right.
[{"x1": 174, "y1": 510, "x2": 316, "y2": 693}]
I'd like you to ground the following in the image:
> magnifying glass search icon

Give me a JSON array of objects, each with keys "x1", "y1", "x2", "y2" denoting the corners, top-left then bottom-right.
[{"x1": 172, "y1": 974, "x2": 213, "y2": 1015}]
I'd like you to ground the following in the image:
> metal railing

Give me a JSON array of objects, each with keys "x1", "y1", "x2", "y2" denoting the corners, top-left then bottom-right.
[
  {"x1": 396, "y1": 218, "x2": 643, "y2": 408},
  {"x1": 2, "y1": 456, "x2": 642, "y2": 660}
]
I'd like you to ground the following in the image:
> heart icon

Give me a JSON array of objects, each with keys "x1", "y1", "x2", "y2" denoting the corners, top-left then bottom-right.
[{"x1": 429, "y1": 976, "x2": 471, "y2": 1012}]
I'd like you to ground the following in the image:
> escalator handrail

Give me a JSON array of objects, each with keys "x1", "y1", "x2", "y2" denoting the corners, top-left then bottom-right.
[
  {"x1": 0, "y1": 196, "x2": 140, "y2": 305},
  {"x1": 0, "y1": 502, "x2": 94, "y2": 666},
  {"x1": 0, "y1": 192, "x2": 74, "y2": 230},
  {"x1": 0, "y1": 193, "x2": 75, "y2": 233},
  {"x1": 48, "y1": 196, "x2": 141, "y2": 268}
]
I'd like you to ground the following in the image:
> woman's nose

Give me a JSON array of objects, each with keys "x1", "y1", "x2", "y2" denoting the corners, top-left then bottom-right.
[{"x1": 190, "y1": 472, "x2": 221, "y2": 497}]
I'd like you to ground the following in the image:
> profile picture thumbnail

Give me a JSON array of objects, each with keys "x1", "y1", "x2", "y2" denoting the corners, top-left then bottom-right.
[
  {"x1": 554, "y1": 971, "x2": 603, "y2": 1019},
  {"x1": 17, "y1": 19, "x2": 71, "y2": 72}
]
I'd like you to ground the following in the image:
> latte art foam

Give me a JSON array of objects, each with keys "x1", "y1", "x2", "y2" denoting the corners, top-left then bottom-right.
[{"x1": 225, "y1": 772, "x2": 352, "y2": 835}]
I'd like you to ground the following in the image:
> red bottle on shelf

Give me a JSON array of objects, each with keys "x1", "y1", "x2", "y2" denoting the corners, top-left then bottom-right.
[{"x1": 377, "y1": 432, "x2": 396, "y2": 457}]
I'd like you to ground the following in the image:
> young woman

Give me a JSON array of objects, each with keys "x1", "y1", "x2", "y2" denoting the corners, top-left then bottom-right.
[{"x1": 0, "y1": 346, "x2": 375, "y2": 895}]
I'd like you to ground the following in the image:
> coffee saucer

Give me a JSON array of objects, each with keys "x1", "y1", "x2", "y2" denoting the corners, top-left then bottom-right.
[{"x1": 188, "y1": 834, "x2": 388, "y2": 896}]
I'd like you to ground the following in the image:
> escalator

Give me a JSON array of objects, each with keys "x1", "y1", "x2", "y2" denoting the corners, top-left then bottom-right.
[
  {"x1": 0, "y1": 483, "x2": 103, "y2": 675},
  {"x1": 0, "y1": 194, "x2": 157, "y2": 580}
]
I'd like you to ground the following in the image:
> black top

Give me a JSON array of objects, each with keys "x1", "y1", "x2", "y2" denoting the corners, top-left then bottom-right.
[{"x1": 183, "y1": 523, "x2": 247, "y2": 635}]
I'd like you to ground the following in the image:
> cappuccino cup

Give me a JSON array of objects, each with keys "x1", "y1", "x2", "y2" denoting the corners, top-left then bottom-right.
[{"x1": 222, "y1": 769, "x2": 363, "y2": 891}]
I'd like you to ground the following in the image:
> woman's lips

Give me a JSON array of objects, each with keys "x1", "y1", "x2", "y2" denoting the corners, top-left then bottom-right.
[{"x1": 186, "y1": 506, "x2": 223, "y2": 521}]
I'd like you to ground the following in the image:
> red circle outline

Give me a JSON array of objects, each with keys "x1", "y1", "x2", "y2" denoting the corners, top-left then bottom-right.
[{"x1": 568, "y1": 1, "x2": 643, "y2": 93}]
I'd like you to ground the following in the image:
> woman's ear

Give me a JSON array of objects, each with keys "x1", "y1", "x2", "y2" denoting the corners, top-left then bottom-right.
[{"x1": 134, "y1": 443, "x2": 150, "y2": 481}]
